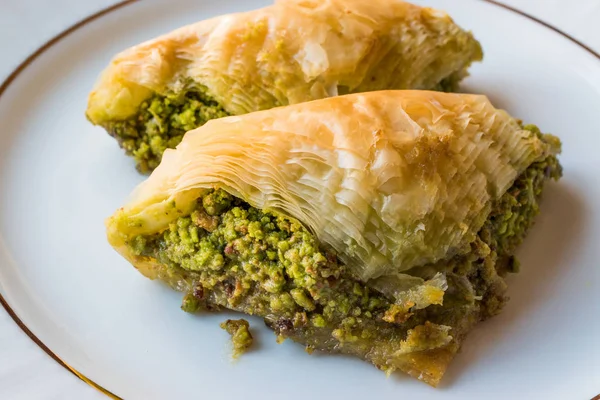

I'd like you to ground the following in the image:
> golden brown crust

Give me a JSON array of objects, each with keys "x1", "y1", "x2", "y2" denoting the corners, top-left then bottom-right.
[
  {"x1": 107, "y1": 91, "x2": 551, "y2": 281},
  {"x1": 87, "y1": 0, "x2": 482, "y2": 123}
]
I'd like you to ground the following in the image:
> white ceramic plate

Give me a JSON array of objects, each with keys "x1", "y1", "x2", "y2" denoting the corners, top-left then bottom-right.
[{"x1": 1, "y1": 0, "x2": 599, "y2": 399}]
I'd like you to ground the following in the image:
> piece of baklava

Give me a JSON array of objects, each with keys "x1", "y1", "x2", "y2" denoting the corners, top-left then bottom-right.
[
  {"x1": 106, "y1": 91, "x2": 561, "y2": 386},
  {"x1": 87, "y1": 0, "x2": 482, "y2": 172}
]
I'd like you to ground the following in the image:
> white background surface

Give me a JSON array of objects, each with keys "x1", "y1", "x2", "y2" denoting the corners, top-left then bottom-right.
[{"x1": 0, "y1": 1, "x2": 598, "y2": 399}]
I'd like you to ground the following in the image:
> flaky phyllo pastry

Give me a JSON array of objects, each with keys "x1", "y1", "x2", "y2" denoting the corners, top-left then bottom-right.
[
  {"x1": 106, "y1": 91, "x2": 561, "y2": 386},
  {"x1": 86, "y1": 0, "x2": 482, "y2": 172}
]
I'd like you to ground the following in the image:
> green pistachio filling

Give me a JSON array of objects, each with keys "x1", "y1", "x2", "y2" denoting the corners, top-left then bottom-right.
[
  {"x1": 220, "y1": 319, "x2": 253, "y2": 359},
  {"x1": 131, "y1": 189, "x2": 395, "y2": 329},
  {"x1": 103, "y1": 86, "x2": 229, "y2": 173},
  {"x1": 127, "y1": 127, "x2": 561, "y2": 382},
  {"x1": 431, "y1": 70, "x2": 466, "y2": 93}
]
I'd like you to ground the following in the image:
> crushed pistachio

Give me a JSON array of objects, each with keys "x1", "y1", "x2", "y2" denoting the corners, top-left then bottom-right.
[
  {"x1": 220, "y1": 319, "x2": 253, "y2": 358},
  {"x1": 103, "y1": 86, "x2": 229, "y2": 173}
]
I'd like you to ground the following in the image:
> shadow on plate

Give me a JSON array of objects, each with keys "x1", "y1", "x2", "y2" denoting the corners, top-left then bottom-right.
[{"x1": 440, "y1": 180, "x2": 588, "y2": 387}]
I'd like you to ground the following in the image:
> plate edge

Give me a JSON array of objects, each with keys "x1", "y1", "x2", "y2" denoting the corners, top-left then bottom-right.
[
  {"x1": 0, "y1": 1, "x2": 138, "y2": 397},
  {"x1": 0, "y1": 294, "x2": 121, "y2": 399},
  {"x1": 483, "y1": 0, "x2": 600, "y2": 60}
]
